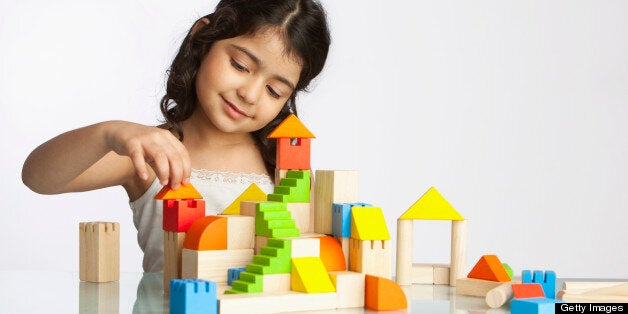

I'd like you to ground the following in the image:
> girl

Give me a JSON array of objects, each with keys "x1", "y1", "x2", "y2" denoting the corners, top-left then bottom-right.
[{"x1": 21, "y1": 0, "x2": 331, "y2": 272}]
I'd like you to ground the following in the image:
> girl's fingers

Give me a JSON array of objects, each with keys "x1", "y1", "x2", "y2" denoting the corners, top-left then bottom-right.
[
  {"x1": 130, "y1": 150, "x2": 149, "y2": 181},
  {"x1": 151, "y1": 154, "x2": 170, "y2": 186},
  {"x1": 168, "y1": 153, "x2": 183, "y2": 190}
]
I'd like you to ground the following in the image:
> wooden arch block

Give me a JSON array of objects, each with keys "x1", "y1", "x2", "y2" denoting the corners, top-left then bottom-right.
[
  {"x1": 183, "y1": 216, "x2": 227, "y2": 250},
  {"x1": 365, "y1": 275, "x2": 408, "y2": 311}
]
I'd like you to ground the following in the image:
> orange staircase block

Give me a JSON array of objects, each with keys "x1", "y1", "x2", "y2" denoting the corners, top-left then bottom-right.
[
  {"x1": 365, "y1": 275, "x2": 407, "y2": 311},
  {"x1": 317, "y1": 236, "x2": 346, "y2": 271},
  {"x1": 467, "y1": 255, "x2": 511, "y2": 282},
  {"x1": 154, "y1": 182, "x2": 202, "y2": 200},
  {"x1": 183, "y1": 216, "x2": 227, "y2": 250},
  {"x1": 512, "y1": 283, "x2": 546, "y2": 299}
]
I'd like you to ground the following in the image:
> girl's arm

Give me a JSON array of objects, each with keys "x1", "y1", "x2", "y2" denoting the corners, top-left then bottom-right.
[{"x1": 22, "y1": 121, "x2": 191, "y2": 197}]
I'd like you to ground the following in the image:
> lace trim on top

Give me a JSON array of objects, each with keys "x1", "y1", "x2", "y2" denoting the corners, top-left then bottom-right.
[{"x1": 191, "y1": 168, "x2": 273, "y2": 186}]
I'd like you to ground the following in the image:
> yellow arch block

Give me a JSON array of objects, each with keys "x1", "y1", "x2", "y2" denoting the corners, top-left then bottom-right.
[
  {"x1": 221, "y1": 183, "x2": 267, "y2": 215},
  {"x1": 291, "y1": 257, "x2": 335, "y2": 293},
  {"x1": 400, "y1": 187, "x2": 464, "y2": 220},
  {"x1": 350, "y1": 207, "x2": 390, "y2": 240}
]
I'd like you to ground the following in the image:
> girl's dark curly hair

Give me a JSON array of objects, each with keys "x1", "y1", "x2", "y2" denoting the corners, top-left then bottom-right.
[{"x1": 160, "y1": 0, "x2": 330, "y2": 179}]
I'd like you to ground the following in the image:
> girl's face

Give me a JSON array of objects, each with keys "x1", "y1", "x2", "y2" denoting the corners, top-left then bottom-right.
[{"x1": 195, "y1": 28, "x2": 302, "y2": 134}]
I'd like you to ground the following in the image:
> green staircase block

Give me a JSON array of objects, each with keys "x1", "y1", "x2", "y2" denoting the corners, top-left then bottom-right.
[
  {"x1": 245, "y1": 238, "x2": 292, "y2": 275},
  {"x1": 267, "y1": 170, "x2": 310, "y2": 203},
  {"x1": 255, "y1": 202, "x2": 300, "y2": 238},
  {"x1": 225, "y1": 271, "x2": 263, "y2": 294}
]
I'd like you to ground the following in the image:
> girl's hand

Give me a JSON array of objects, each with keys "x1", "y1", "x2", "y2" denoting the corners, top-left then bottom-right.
[{"x1": 104, "y1": 121, "x2": 191, "y2": 189}]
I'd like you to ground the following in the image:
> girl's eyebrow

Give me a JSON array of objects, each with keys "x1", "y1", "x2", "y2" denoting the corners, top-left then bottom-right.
[{"x1": 229, "y1": 44, "x2": 296, "y2": 91}]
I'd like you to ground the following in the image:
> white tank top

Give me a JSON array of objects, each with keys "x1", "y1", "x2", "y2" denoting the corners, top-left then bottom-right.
[{"x1": 129, "y1": 169, "x2": 275, "y2": 272}]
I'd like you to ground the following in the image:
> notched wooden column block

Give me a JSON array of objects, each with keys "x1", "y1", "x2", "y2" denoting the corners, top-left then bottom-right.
[{"x1": 79, "y1": 222, "x2": 120, "y2": 282}]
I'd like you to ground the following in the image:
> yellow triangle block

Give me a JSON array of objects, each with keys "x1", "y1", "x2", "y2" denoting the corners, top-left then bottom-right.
[
  {"x1": 350, "y1": 207, "x2": 390, "y2": 240},
  {"x1": 221, "y1": 183, "x2": 267, "y2": 215},
  {"x1": 400, "y1": 187, "x2": 463, "y2": 220},
  {"x1": 291, "y1": 257, "x2": 336, "y2": 293},
  {"x1": 154, "y1": 182, "x2": 202, "y2": 200},
  {"x1": 268, "y1": 114, "x2": 316, "y2": 138}
]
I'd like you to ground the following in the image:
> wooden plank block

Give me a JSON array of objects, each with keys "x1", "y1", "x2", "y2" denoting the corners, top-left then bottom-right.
[
  {"x1": 181, "y1": 249, "x2": 253, "y2": 283},
  {"x1": 348, "y1": 239, "x2": 392, "y2": 279},
  {"x1": 289, "y1": 237, "x2": 320, "y2": 258},
  {"x1": 222, "y1": 215, "x2": 255, "y2": 249},
  {"x1": 79, "y1": 222, "x2": 119, "y2": 282},
  {"x1": 329, "y1": 271, "x2": 365, "y2": 308},
  {"x1": 163, "y1": 231, "x2": 186, "y2": 294},
  {"x1": 450, "y1": 220, "x2": 467, "y2": 286},
  {"x1": 254, "y1": 236, "x2": 268, "y2": 255},
  {"x1": 314, "y1": 170, "x2": 359, "y2": 234},
  {"x1": 286, "y1": 202, "x2": 311, "y2": 233},
  {"x1": 562, "y1": 281, "x2": 628, "y2": 292},
  {"x1": 395, "y1": 219, "x2": 413, "y2": 286},
  {"x1": 433, "y1": 264, "x2": 450, "y2": 285},
  {"x1": 456, "y1": 278, "x2": 505, "y2": 297},
  {"x1": 218, "y1": 291, "x2": 337, "y2": 313},
  {"x1": 557, "y1": 292, "x2": 628, "y2": 303},
  {"x1": 240, "y1": 201, "x2": 259, "y2": 217},
  {"x1": 263, "y1": 274, "x2": 291, "y2": 293},
  {"x1": 412, "y1": 264, "x2": 434, "y2": 284}
]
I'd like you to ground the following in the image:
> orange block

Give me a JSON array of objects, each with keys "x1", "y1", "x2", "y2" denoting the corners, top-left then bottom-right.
[
  {"x1": 512, "y1": 283, "x2": 546, "y2": 299},
  {"x1": 365, "y1": 275, "x2": 407, "y2": 311},
  {"x1": 467, "y1": 255, "x2": 511, "y2": 282},
  {"x1": 317, "y1": 236, "x2": 346, "y2": 271},
  {"x1": 183, "y1": 216, "x2": 227, "y2": 250},
  {"x1": 268, "y1": 114, "x2": 315, "y2": 138},
  {"x1": 276, "y1": 138, "x2": 311, "y2": 170},
  {"x1": 154, "y1": 182, "x2": 202, "y2": 200}
]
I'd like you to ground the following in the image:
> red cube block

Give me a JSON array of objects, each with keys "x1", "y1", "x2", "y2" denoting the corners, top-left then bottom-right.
[{"x1": 163, "y1": 199, "x2": 205, "y2": 232}]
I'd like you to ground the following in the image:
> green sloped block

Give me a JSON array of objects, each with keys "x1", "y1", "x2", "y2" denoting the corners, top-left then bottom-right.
[
  {"x1": 266, "y1": 170, "x2": 310, "y2": 203},
  {"x1": 247, "y1": 239, "x2": 292, "y2": 274}
]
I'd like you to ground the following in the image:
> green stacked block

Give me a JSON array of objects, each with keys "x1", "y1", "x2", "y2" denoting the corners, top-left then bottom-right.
[
  {"x1": 246, "y1": 239, "x2": 292, "y2": 275},
  {"x1": 255, "y1": 202, "x2": 300, "y2": 238},
  {"x1": 225, "y1": 272, "x2": 263, "y2": 294},
  {"x1": 267, "y1": 170, "x2": 310, "y2": 203}
]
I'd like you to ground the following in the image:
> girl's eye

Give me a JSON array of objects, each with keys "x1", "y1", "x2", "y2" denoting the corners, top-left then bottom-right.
[
  {"x1": 267, "y1": 86, "x2": 281, "y2": 99},
  {"x1": 230, "y1": 59, "x2": 248, "y2": 72}
]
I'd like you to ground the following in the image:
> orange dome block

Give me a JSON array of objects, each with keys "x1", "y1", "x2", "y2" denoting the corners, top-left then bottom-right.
[
  {"x1": 183, "y1": 216, "x2": 227, "y2": 250},
  {"x1": 317, "y1": 236, "x2": 346, "y2": 271},
  {"x1": 365, "y1": 275, "x2": 408, "y2": 310}
]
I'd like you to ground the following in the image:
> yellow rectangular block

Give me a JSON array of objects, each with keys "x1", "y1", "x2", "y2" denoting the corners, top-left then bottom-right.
[
  {"x1": 329, "y1": 271, "x2": 365, "y2": 308},
  {"x1": 350, "y1": 206, "x2": 390, "y2": 240},
  {"x1": 291, "y1": 257, "x2": 336, "y2": 293}
]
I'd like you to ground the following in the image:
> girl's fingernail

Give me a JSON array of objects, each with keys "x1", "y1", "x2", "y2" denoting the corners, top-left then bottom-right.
[{"x1": 140, "y1": 172, "x2": 148, "y2": 180}]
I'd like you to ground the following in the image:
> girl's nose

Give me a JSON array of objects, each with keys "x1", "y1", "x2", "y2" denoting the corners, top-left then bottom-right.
[{"x1": 236, "y1": 79, "x2": 263, "y2": 105}]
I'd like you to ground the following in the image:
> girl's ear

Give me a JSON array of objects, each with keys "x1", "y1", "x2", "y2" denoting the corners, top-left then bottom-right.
[{"x1": 191, "y1": 18, "x2": 210, "y2": 36}]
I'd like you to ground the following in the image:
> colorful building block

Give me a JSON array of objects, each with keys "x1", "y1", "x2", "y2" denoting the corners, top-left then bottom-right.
[
  {"x1": 332, "y1": 203, "x2": 370, "y2": 238},
  {"x1": 79, "y1": 222, "x2": 119, "y2": 282},
  {"x1": 181, "y1": 249, "x2": 253, "y2": 283},
  {"x1": 219, "y1": 291, "x2": 337, "y2": 313},
  {"x1": 522, "y1": 270, "x2": 556, "y2": 298},
  {"x1": 267, "y1": 170, "x2": 310, "y2": 203},
  {"x1": 183, "y1": 216, "x2": 227, "y2": 250},
  {"x1": 350, "y1": 206, "x2": 390, "y2": 240},
  {"x1": 513, "y1": 283, "x2": 546, "y2": 299},
  {"x1": 275, "y1": 138, "x2": 311, "y2": 170},
  {"x1": 503, "y1": 263, "x2": 514, "y2": 280},
  {"x1": 154, "y1": 182, "x2": 202, "y2": 200},
  {"x1": 170, "y1": 279, "x2": 217, "y2": 314},
  {"x1": 510, "y1": 298, "x2": 555, "y2": 314},
  {"x1": 287, "y1": 202, "x2": 311, "y2": 233},
  {"x1": 468, "y1": 255, "x2": 511, "y2": 282},
  {"x1": 329, "y1": 271, "x2": 365, "y2": 308},
  {"x1": 267, "y1": 114, "x2": 315, "y2": 138},
  {"x1": 254, "y1": 202, "x2": 300, "y2": 238},
  {"x1": 317, "y1": 235, "x2": 346, "y2": 271},
  {"x1": 228, "y1": 267, "x2": 247, "y2": 286},
  {"x1": 399, "y1": 187, "x2": 464, "y2": 220},
  {"x1": 246, "y1": 238, "x2": 292, "y2": 275},
  {"x1": 365, "y1": 275, "x2": 407, "y2": 311},
  {"x1": 291, "y1": 257, "x2": 336, "y2": 293},
  {"x1": 163, "y1": 199, "x2": 205, "y2": 232},
  {"x1": 456, "y1": 278, "x2": 505, "y2": 297},
  {"x1": 221, "y1": 183, "x2": 267, "y2": 215},
  {"x1": 314, "y1": 170, "x2": 359, "y2": 235}
]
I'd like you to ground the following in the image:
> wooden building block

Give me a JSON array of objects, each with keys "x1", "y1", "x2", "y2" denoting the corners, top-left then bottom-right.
[
  {"x1": 254, "y1": 236, "x2": 268, "y2": 255},
  {"x1": 433, "y1": 264, "x2": 451, "y2": 285},
  {"x1": 164, "y1": 231, "x2": 186, "y2": 293},
  {"x1": 399, "y1": 186, "x2": 464, "y2": 220},
  {"x1": 456, "y1": 278, "x2": 505, "y2": 297},
  {"x1": 181, "y1": 249, "x2": 253, "y2": 283},
  {"x1": 318, "y1": 235, "x2": 346, "y2": 271},
  {"x1": 350, "y1": 206, "x2": 390, "y2": 240},
  {"x1": 219, "y1": 291, "x2": 337, "y2": 313},
  {"x1": 262, "y1": 274, "x2": 291, "y2": 293},
  {"x1": 486, "y1": 281, "x2": 517, "y2": 308},
  {"x1": 163, "y1": 199, "x2": 205, "y2": 232},
  {"x1": 274, "y1": 168, "x2": 289, "y2": 186},
  {"x1": 240, "y1": 201, "x2": 259, "y2": 217},
  {"x1": 510, "y1": 298, "x2": 555, "y2": 314},
  {"x1": 290, "y1": 237, "x2": 320, "y2": 258},
  {"x1": 348, "y1": 239, "x2": 392, "y2": 279},
  {"x1": 332, "y1": 203, "x2": 371, "y2": 238},
  {"x1": 287, "y1": 202, "x2": 311, "y2": 233},
  {"x1": 268, "y1": 114, "x2": 315, "y2": 138},
  {"x1": 247, "y1": 238, "x2": 292, "y2": 275},
  {"x1": 183, "y1": 216, "x2": 227, "y2": 250},
  {"x1": 329, "y1": 271, "x2": 365, "y2": 308},
  {"x1": 522, "y1": 270, "x2": 556, "y2": 298},
  {"x1": 275, "y1": 138, "x2": 311, "y2": 170},
  {"x1": 468, "y1": 255, "x2": 510, "y2": 282},
  {"x1": 365, "y1": 275, "x2": 408, "y2": 311},
  {"x1": 223, "y1": 215, "x2": 255, "y2": 250},
  {"x1": 79, "y1": 281, "x2": 119, "y2": 313},
  {"x1": 79, "y1": 222, "x2": 120, "y2": 282},
  {"x1": 314, "y1": 170, "x2": 359, "y2": 235},
  {"x1": 221, "y1": 184, "x2": 267, "y2": 215},
  {"x1": 291, "y1": 257, "x2": 336, "y2": 293},
  {"x1": 170, "y1": 279, "x2": 217, "y2": 314},
  {"x1": 512, "y1": 283, "x2": 546, "y2": 299},
  {"x1": 450, "y1": 219, "x2": 467, "y2": 286},
  {"x1": 227, "y1": 267, "x2": 246, "y2": 286},
  {"x1": 412, "y1": 264, "x2": 434, "y2": 284},
  {"x1": 335, "y1": 236, "x2": 350, "y2": 269},
  {"x1": 395, "y1": 219, "x2": 413, "y2": 286},
  {"x1": 154, "y1": 182, "x2": 202, "y2": 200}
]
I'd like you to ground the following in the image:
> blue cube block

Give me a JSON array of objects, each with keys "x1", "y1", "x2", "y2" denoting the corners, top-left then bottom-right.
[
  {"x1": 522, "y1": 270, "x2": 556, "y2": 298},
  {"x1": 170, "y1": 279, "x2": 217, "y2": 314},
  {"x1": 511, "y1": 298, "x2": 554, "y2": 314}
]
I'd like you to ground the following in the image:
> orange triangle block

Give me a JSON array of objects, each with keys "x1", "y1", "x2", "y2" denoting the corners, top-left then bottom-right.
[
  {"x1": 154, "y1": 182, "x2": 202, "y2": 200},
  {"x1": 268, "y1": 114, "x2": 315, "y2": 138},
  {"x1": 221, "y1": 183, "x2": 267, "y2": 215},
  {"x1": 467, "y1": 255, "x2": 511, "y2": 282},
  {"x1": 365, "y1": 275, "x2": 408, "y2": 311}
]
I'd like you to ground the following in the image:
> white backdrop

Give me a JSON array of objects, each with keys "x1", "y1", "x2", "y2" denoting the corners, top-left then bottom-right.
[{"x1": 1, "y1": 0, "x2": 626, "y2": 278}]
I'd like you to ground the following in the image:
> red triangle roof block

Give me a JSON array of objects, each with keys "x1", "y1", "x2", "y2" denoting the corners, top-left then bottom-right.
[
  {"x1": 268, "y1": 114, "x2": 315, "y2": 138},
  {"x1": 467, "y1": 255, "x2": 511, "y2": 282},
  {"x1": 154, "y1": 182, "x2": 203, "y2": 200}
]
